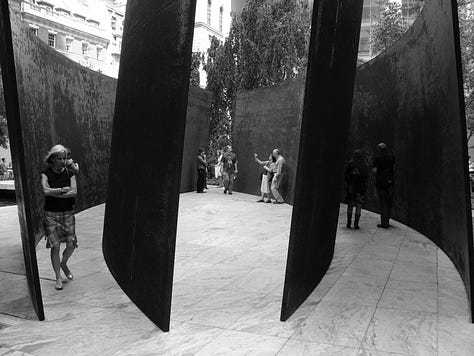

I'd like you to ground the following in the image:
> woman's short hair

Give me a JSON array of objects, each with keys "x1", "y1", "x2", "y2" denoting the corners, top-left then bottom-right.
[{"x1": 45, "y1": 144, "x2": 67, "y2": 165}]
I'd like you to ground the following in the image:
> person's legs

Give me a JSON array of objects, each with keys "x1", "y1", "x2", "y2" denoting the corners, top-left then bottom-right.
[
  {"x1": 346, "y1": 204, "x2": 353, "y2": 228},
  {"x1": 271, "y1": 177, "x2": 284, "y2": 203},
  {"x1": 50, "y1": 245, "x2": 62, "y2": 289},
  {"x1": 378, "y1": 189, "x2": 389, "y2": 228},
  {"x1": 228, "y1": 172, "x2": 234, "y2": 194},
  {"x1": 61, "y1": 241, "x2": 76, "y2": 279},
  {"x1": 354, "y1": 204, "x2": 362, "y2": 229},
  {"x1": 197, "y1": 169, "x2": 205, "y2": 192},
  {"x1": 222, "y1": 172, "x2": 229, "y2": 193},
  {"x1": 385, "y1": 186, "x2": 394, "y2": 226}
]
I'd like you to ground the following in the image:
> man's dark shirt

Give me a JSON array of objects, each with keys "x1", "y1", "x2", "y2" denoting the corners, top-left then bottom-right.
[{"x1": 373, "y1": 154, "x2": 395, "y2": 189}]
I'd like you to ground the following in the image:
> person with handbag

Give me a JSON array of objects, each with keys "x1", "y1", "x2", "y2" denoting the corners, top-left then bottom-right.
[{"x1": 372, "y1": 142, "x2": 396, "y2": 228}]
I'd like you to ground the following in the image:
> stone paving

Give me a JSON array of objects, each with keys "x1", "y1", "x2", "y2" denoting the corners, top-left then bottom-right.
[{"x1": 0, "y1": 186, "x2": 474, "y2": 355}]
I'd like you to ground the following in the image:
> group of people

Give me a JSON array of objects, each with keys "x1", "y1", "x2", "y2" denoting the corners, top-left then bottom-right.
[
  {"x1": 254, "y1": 149, "x2": 285, "y2": 204},
  {"x1": 197, "y1": 145, "x2": 237, "y2": 194},
  {"x1": 344, "y1": 142, "x2": 395, "y2": 229},
  {"x1": 197, "y1": 146, "x2": 286, "y2": 204},
  {"x1": 41, "y1": 144, "x2": 79, "y2": 290}
]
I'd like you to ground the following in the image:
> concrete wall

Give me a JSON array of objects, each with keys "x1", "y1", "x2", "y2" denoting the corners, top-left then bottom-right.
[{"x1": 233, "y1": 77, "x2": 305, "y2": 204}]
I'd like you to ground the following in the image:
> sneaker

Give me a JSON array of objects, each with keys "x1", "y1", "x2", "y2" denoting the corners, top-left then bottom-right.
[
  {"x1": 257, "y1": 199, "x2": 265, "y2": 202},
  {"x1": 265, "y1": 200, "x2": 272, "y2": 203},
  {"x1": 224, "y1": 190, "x2": 227, "y2": 194},
  {"x1": 377, "y1": 224, "x2": 389, "y2": 229}
]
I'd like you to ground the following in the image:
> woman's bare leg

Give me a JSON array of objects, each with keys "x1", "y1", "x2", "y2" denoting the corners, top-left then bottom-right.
[
  {"x1": 61, "y1": 241, "x2": 76, "y2": 279},
  {"x1": 51, "y1": 245, "x2": 62, "y2": 289}
]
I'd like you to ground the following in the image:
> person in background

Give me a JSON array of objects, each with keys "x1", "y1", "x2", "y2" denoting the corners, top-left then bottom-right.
[
  {"x1": 41, "y1": 144, "x2": 78, "y2": 290},
  {"x1": 344, "y1": 149, "x2": 369, "y2": 229},
  {"x1": 221, "y1": 146, "x2": 238, "y2": 195},
  {"x1": 271, "y1": 148, "x2": 285, "y2": 204},
  {"x1": 214, "y1": 149, "x2": 223, "y2": 187},
  {"x1": 372, "y1": 142, "x2": 396, "y2": 228},
  {"x1": 196, "y1": 148, "x2": 208, "y2": 193},
  {"x1": 254, "y1": 153, "x2": 276, "y2": 203},
  {"x1": 203, "y1": 151, "x2": 209, "y2": 190},
  {"x1": 0, "y1": 158, "x2": 7, "y2": 180}
]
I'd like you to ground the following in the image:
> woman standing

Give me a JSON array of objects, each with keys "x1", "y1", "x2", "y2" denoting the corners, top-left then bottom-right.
[
  {"x1": 344, "y1": 149, "x2": 369, "y2": 229},
  {"x1": 41, "y1": 145, "x2": 78, "y2": 290},
  {"x1": 254, "y1": 153, "x2": 276, "y2": 203},
  {"x1": 214, "y1": 150, "x2": 223, "y2": 187}
]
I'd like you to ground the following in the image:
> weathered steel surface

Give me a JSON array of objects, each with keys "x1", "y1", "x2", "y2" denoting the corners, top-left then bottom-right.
[
  {"x1": 181, "y1": 86, "x2": 211, "y2": 192},
  {"x1": 348, "y1": 0, "x2": 474, "y2": 320},
  {"x1": 102, "y1": 0, "x2": 197, "y2": 331},
  {"x1": 3, "y1": 7, "x2": 117, "y2": 247},
  {"x1": 0, "y1": 2, "x2": 43, "y2": 321},
  {"x1": 233, "y1": 78, "x2": 305, "y2": 204},
  {"x1": 280, "y1": 0, "x2": 364, "y2": 321}
]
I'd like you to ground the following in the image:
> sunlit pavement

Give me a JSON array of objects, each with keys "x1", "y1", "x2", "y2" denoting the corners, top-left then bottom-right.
[{"x1": 1, "y1": 186, "x2": 473, "y2": 355}]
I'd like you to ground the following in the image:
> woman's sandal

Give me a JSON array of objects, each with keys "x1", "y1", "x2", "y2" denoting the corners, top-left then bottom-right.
[
  {"x1": 61, "y1": 263, "x2": 74, "y2": 280},
  {"x1": 55, "y1": 280, "x2": 63, "y2": 290}
]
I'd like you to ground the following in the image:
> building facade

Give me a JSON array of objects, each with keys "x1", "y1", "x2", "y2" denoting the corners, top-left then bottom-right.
[
  {"x1": 358, "y1": 0, "x2": 423, "y2": 62},
  {"x1": 10, "y1": 0, "x2": 125, "y2": 78},
  {"x1": 193, "y1": 0, "x2": 232, "y2": 87}
]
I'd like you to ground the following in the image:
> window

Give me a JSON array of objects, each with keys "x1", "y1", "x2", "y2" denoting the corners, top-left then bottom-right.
[
  {"x1": 111, "y1": 16, "x2": 116, "y2": 30},
  {"x1": 82, "y1": 42, "x2": 89, "y2": 56},
  {"x1": 66, "y1": 37, "x2": 73, "y2": 51},
  {"x1": 219, "y1": 6, "x2": 223, "y2": 33},
  {"x1": 47, "y1": 33, "x2": 56, "y2": 48},
  {"x1": 29, "y1": 26, "x2": 38, "y2": 36},
  {"x1": 96, "y1": 47, "x2": 102, "y2": 59},
  {"x1": 207, "y1": 0, "x2": 212, "y2": 26}
]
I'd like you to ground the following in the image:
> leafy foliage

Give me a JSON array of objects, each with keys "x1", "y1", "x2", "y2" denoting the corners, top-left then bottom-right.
[
  {"x1": 204, "y1": 0, "x2": 312, "y2": 158},
  {"x1": 0, "y1": 69, "x2": 7, "y2": 149},
  {"x1": 458, "y1": 0, "x2": 474, "y2": 142},
  {"x1": 190, "y1": 51, "x2": 204, "y2": 87},
  {"x1": 371, "y1": 0, "x2": 424, "y2": 56}
]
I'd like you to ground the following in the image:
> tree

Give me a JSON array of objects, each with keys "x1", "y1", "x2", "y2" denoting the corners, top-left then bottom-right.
[
  {"x1": 0, "y1": 68, "x2": 8, "y2": 149},
  {"x1": 458, "y1": 0, "x2": 474, "y2": 142},
  {"x1": 190, "y1": 51, "x2": 204, "y2": 87},
  {"x1": 371, "y1": 0, "x2": 424, "y2": 55},
  {"x1": 204, "y1": 0, "x2": 312, "y2": 157}
]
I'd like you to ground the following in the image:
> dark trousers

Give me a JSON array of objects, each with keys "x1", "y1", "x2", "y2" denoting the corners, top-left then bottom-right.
[
  {"x1": 222, "y1": 171, "x2": 235, "y2": 193},
  {"x1": 377, "y1": 186, "x2": 394, "y2": 225},
  {"x1": 197, "y1": 168, "x2": 206, "y2": 192}
]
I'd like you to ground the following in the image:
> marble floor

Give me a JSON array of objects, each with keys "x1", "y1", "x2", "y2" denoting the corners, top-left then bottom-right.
[{"x1": 0, "y1": 186, "x2": 474, "y2": 355}]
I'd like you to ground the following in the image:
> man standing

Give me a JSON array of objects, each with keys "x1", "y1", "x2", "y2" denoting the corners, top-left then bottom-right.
[
  {"x1": 372, "y1": 143, "x2": 395, "y2": 228},
  {"x1": 221, "y1": 146, "x2": 238, "y2": 195},
  {"x1": 196, "y1": 148, "x2": 207, "y2": 193},
  {"x1": 271, "y1": 149, "x2": 285, "y2": 204}
]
